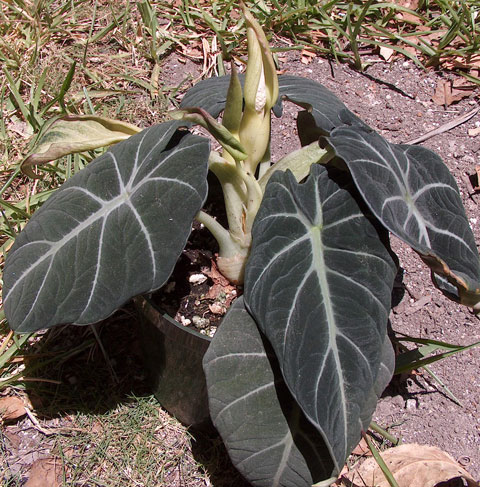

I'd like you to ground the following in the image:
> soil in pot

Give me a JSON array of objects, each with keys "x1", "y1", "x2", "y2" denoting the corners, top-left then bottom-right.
[
  {"x1": 150, "y1": 172, "x2": 241, "y2": 337},
  {"x1": 138, "y1": 173, "x2": 242, "y2": 430}
]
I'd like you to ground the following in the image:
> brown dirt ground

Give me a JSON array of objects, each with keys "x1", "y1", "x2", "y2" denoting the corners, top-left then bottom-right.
[{"x1": 2, "y1": 49, "x2": 480, "y2": 485}]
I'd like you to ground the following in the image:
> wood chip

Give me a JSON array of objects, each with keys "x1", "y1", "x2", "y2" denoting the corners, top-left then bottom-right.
[
  {"x1": 405, "y1": 295, "x2": 432, "y2": 316},
  {"x1": 301, "y1": 49, "x2": 315, "y2": 65},
  {"x1": 0, "y1": 396, "x2": 26, "y2": 422},
  {"x1": 379, "y1": 46, "x2": 395, "y2": 62},
  {"x1": 432, "y1": 79, "x2": 475, "y2": 106}
]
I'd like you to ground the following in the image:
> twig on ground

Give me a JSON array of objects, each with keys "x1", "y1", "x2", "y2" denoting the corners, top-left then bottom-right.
[{"x1": 406, "y1": 107, "x2": 479, "y2": 144}]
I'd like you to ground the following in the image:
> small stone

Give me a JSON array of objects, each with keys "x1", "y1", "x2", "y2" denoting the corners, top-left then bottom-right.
[
  {"x1": 180, "y1": 316, "x2": 191, "y2": 327},
  {"x1": 189, "y1": 273, "x2": 207, "y2": 285},
  {"x1": 192, "y1": 316, "x2": 209, "y2": 328},
  {"x1": 390, "y1": 395, "x2": 404, "y2": 408},
  {"x1": 406, "y1": 398, "x2": 417, "y2": 410}
]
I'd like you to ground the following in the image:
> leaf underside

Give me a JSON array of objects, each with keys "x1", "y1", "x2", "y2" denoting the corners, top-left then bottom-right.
[
  {"x1": 244, "y1": 165, "x2": 397, "y2": 472},
  {"x1": 203, "y1": 297, "x2": 336, "y2": 487},
  {"x1": 3, "y1": 122, "x2": 210, "y2": 332},
  {"x1": 326, "y1": 125, "x2": 480, "y2": 305},
  {"x1": 22, "y1": 115, "x2": 141, "y2": 177}
]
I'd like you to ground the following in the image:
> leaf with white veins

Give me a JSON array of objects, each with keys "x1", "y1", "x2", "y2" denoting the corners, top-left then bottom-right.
[
  {"x1": 203, "y1": 297, "x2": 336, "y2": 487},
  {"x1": 3, "y1": 122, "x2": 210, "y2": 332},
  {"x1": 244, "y1": 165, "x2": 396, "y2": 473},
  {"x1": 327, "y1": 124, "x2": 480, "y2": 306}
]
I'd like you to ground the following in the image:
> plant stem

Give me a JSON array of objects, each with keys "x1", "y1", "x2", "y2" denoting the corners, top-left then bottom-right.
[
  {"x1": 369, "y1": 421, "x2": 401, "y2": 446},
  {"x1": 195, "y1": 210, "x2": 239, "y2": 256}
]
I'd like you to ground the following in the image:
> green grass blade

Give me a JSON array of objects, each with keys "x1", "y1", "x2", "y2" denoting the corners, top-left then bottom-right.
[
  {"x1": 395, "y1": 340, "x2": 480, "y2": 375},
  {"x1": 422, "y1": 364, "x2": 463, "y2": 406},
  {"x1": 363, "y1": 432, "x2": 400, "y2": 487}
]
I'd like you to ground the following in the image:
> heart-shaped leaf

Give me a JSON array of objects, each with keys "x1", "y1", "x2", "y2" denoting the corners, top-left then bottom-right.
[
  {"x1": 3, "y1": 121, "x2": 210, "y2": 332},
  {"x1": 327, "y1": 125, "x2": 480, "y2": 306},
  {"x1": 244, "y1": 165, "x2": 397, "y2": 473},
  {"x1": 180, "y1": 75, "x2": 240, "y2": 118},
  {"x1": 203, "y1": 297, "x2": 336, "y2": 487}
]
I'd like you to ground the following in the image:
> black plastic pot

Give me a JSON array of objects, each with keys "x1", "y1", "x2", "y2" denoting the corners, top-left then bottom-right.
[{"x1": 134, "y1": 295, "x2": 213, "y2": 431}]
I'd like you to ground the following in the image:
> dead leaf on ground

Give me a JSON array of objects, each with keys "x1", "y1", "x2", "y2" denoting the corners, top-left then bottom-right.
[
  {"x1": 0, "y1": 395, "x2": 26, "y2": 422},
  {"x1": 432, "y1": 79, "x2": 475, "y2": 106},
  {"x1": 390, "y1": 0, "x2": 421, "y2": 23},
  {"x1": 342, "y1": 443, "x2": 479, "y2": 487},
  {"x1": 468, "y1": 127, "x2": 480, "y2": 137},
  {"x1": 25, "y1": 457, "x2": 62, "y2": 487},
  {"x1": 301, "y1": 48, "x2": 316, "y2": 65},
  {"x1": 443, "y1": 53, "x2": 480, "y2": 71},
  {"x1": 351, "y1": 437, "x2": 372, "y2": 457},
  {"x1": 379, "y1": 46, "x2": 395, "y2": 62}
]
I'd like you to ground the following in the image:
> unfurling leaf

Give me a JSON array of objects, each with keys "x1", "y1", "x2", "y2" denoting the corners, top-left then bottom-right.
[{"x1": 22, "y1": 115, "x2": 141, "y2": 178}]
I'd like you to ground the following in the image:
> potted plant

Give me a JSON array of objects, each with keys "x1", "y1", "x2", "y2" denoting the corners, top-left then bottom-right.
[{"x1": 3, "y1": 4, "x2": 480, "y2": 486}]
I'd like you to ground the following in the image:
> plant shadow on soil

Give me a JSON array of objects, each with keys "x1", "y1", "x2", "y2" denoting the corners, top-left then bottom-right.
[
  {"x1": 20, "y1": 304, "x2": 249, "y2": 486},
  {"x1": 18, "y1": 268, "x2": 413, "y2": 487},
  {"x1": 17, "y1": 220, "x2": 425, "y2": 487}
]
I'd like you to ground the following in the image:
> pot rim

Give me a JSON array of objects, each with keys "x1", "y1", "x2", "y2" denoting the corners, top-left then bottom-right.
[{"x1": 138, "y1": 294, "x2": 213, "y2": 343}]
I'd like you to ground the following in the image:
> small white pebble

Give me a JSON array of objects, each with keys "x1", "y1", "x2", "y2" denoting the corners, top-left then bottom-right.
[
  {"x1": 406, "y1": 399, "x2": 417, "y2": 410},
  {"x1": 470, "y1": 217, "x2": 477, "y2": 225},
  {"x1": 180, "y1": 316, "x2": 191, "y2": 326},
  {"x1": 193, "y1": 315, "x2": 209, "y2": 328},
  {"x1": 189, "y1": 273, "x2": 207, "y2": 285}
]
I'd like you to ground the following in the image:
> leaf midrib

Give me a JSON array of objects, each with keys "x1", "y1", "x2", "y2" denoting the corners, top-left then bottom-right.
[{"x1": 309, "y1": 224, "x2": 346, "y2": 471}]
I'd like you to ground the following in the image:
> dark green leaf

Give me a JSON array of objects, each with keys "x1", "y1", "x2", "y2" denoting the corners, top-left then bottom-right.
[
  {"x1": 3, "y1": 122, "x2": 210, "y2": 332},
  {"x1": 374, "y1": 334, "x2": 395, "y2": 398},
  {"x1": 180, "y1": 75, "x2": 360, "y2": 136},
  {"x1": 203, "y1": 297, "x2": 336, "y2": 487},
  {"x1": 276, "y1": 76, "x2": 365, "y2": 136},
  {"x1": 244, "y1": 165, "x2": 396, "y2": 472},
  {"x1": 180, "y1": 74, "x2": 240, "y2": 117},
  {"x1": 327, "y1": 125, "x2": 480, "y2": 306}
]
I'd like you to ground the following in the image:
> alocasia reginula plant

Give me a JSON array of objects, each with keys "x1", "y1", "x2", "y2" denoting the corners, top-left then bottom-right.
[{"x1": 3, "y1": 4, "x2": 480, "y2": 486}]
